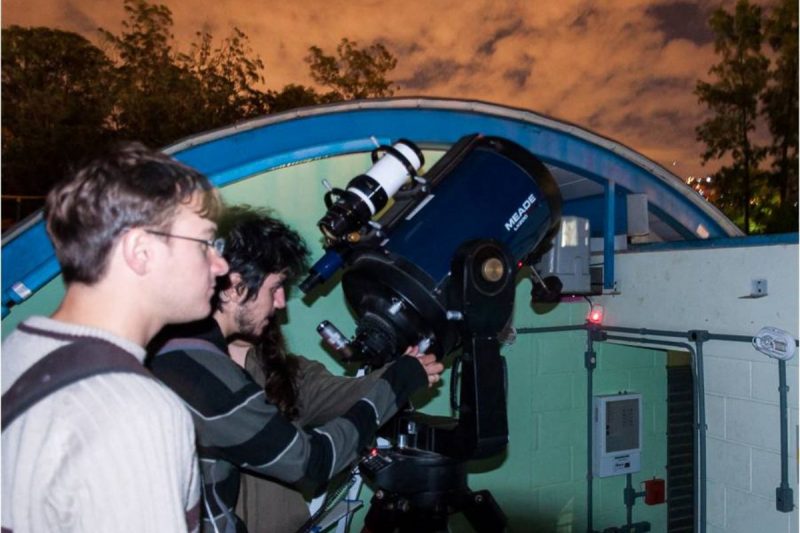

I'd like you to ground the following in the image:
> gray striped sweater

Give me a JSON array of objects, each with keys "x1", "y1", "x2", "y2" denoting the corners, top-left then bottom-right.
[
  {"x1": 149, "y1": 319, "x2": 426, "y2": 533},
  {"x1": 2, "y1": 316, "x2": 201, "y2": 533}
]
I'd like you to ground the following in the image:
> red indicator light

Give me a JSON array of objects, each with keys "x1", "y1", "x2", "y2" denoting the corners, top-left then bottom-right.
[
  {"x1": 370, "y1": 448, "x2": 378, "y2": 457},
  {"x1": 517, "y1": 260, "x2": 524, "y2": 269},
  {"x1": 587, "y1": 306, "x2": 604, "y2": 324}
]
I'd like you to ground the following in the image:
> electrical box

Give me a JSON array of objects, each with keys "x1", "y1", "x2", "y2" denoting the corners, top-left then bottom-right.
[
  {"x1": 593, "y1": 393, "x2": 642, "y2": 477},
  {"x1": 626, "y1": 193, "x2": 650, "y2": 237},
  {"x1": 534, "y1": 216, "x2": 591, "y2": 293}
]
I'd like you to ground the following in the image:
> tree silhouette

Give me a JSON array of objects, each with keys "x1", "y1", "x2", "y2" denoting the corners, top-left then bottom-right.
[
  {"x1": 695, "y1": 0, "x2": 770, "y2": 234},
  {"x1": 99, "y1": 0, "x2": 269, "y2": 147},
  {"x1": 306, "y1": 38, "x2": 397, "y2": 101},
  {"x1": 2, "y1": 26, "x2": 116, "y2": 197},
  {"x1": 0, "y1": 1, "x2": 400, "y2": 231},
  {"x1": 761, "y1": 0, "x2": 798, "y2": 231}
]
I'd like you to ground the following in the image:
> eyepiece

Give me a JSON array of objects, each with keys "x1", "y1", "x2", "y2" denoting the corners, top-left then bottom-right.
[{"x1": 317, "y1": 320, "x2": 355, "y2": 360}]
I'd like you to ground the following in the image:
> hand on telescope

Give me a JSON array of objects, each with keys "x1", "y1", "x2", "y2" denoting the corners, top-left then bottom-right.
[{"x1": 404, "y1": 346, "x2": 444, "y2": 388}]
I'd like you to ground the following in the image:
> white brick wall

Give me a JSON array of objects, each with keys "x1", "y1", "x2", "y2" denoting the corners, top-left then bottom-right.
[{"x1": 605, "y1": 242, "x2": 799, "y2": 533}]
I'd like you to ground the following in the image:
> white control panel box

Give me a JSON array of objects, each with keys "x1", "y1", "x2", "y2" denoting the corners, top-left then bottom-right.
[{"x1": 593, "y1": 393, "x2": 642, "y2": 478}]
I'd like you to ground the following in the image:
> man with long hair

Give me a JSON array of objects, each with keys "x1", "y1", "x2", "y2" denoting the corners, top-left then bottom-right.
[{"x1": 150, "y1": 205, "x2": 443, "y2": 532}]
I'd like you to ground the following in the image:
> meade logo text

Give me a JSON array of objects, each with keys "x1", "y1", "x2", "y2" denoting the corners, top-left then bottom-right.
[{"x1": 504, "y1": 193, "x2": 537, "y2": 232}]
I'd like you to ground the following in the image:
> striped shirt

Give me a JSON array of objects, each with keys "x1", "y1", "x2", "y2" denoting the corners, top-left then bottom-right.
[
  {"x1": 149, "y1": 319, "x2": 427, "y2": 533},
  {"x1": 1, "y1": 316, "x2": 201, "y2": 533}
]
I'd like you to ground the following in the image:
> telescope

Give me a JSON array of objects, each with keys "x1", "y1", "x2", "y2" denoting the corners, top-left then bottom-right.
[{"x1": 300, "y1": 133, "x2": 562, "y2": 531}]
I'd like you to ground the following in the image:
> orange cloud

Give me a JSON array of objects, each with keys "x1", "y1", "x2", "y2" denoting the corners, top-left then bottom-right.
[{"x1": 2, "y1": 0, "x2": 744, "y2": 180}]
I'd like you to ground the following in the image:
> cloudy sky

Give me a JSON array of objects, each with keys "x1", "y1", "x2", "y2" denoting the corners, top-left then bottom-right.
[{"x1": 2, "y1": 0, "x2": 751, "y2": 181}]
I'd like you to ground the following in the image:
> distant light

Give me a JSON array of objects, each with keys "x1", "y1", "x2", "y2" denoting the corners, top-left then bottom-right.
[{"x1": 705, "y1": 176, "x2": 712, "y2": 183}]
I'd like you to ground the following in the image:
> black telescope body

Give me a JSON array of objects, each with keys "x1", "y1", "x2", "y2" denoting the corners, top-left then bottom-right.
[
  {"x1": 301, "y1": 133, "x2": 562, "y2": 530},
  {"x1": 302, "y1": 134, "x2": 561, "y2": 368}
]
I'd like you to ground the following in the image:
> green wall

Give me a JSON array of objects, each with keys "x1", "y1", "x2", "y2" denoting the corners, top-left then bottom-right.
[{"x1": 2, "y1": 154, "x2": 668, "y2": 531}]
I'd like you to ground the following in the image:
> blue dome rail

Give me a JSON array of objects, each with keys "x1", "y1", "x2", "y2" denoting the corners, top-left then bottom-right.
[{"x1": 1, "y1": 97, "x2": 741, "y2": 317}]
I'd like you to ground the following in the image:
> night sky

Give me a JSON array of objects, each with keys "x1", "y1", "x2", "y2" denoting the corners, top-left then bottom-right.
[{"x1": 2, "y1": 0, "x2": 754, "y2": 182}]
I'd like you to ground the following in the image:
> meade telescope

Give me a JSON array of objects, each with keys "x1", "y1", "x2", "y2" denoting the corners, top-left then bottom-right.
[{"x1": 300, "y1": 133, "x2": 562, "y2": 531}]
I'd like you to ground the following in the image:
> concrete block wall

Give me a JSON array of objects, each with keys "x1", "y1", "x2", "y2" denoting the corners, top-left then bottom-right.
[
  {"x1": 447, "y1": 299, "x2": 668, "y2": 532},
  {"x1": 607, "y1": 242, "x2": 799, "y2": 533}
]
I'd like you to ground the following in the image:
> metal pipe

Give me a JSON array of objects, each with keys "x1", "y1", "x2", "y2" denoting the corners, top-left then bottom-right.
[
  {"x1": 585, "y1": 327, "x2": 597, "y2": 533},
  {"x1": 691, "y1": 333, "x2": 709, "y2": 532},
  {"x1": 602, "y1": 326, "x2": 796, "y2": 347},
  {"x1": 624, "y1": 473, "x2": 647, "y2": 529},
  {"x1": 516, "y1": 325, "x2": 587, "y2": 335},
  {"x1": 603, "y1": 181, "x2": 615, "y2": 290},
  {"x1": 602, "y1": 325, "x2": 702, "y2": 339},
  {"x1": 626, "y1": 474, "x2": 634, "y2": 527},
  {"x1": 704, "y1": 332, "x2": 754, "y2": 343},
  {"x1": 776, "y1": 359, "x2": 795, "y2": 512}
]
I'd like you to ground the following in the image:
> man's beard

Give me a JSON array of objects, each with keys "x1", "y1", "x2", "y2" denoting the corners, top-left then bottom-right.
[{"x1": 234, "y1": 304, "x2": 267, "y2": 342}]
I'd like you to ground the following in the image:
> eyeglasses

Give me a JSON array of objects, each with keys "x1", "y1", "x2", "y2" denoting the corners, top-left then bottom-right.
[{"x1": 146, "y1": 230, "x2": 226, "y2": 256}]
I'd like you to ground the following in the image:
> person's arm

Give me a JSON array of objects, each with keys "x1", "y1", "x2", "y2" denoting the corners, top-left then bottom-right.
[
  {"x1": 292, "y1": 356, "x2": 388, "y2": 427},
  {"x1": 244, "y1": 349, "x2": 389, "y2": 427},
  {"x1": 151, "y1": 347, "x2": 430, "y2": 492}
]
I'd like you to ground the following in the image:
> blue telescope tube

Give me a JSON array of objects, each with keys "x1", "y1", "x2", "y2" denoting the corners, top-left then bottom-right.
[{"x1": 300, "y1": 249, "x2": 344, "y2": 293}]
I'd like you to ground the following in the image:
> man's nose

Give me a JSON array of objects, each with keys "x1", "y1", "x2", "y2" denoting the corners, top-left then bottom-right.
[
  {"x1": 274, "y1": 287, "x2": 286, "y2": 309},
  {"x1": 210, "y1": 252, "x2": 229, "y2": 276}
]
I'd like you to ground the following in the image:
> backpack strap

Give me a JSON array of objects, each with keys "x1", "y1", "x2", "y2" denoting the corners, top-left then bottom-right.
[
  {"x1": 156, "y1": 337, "x2": 228, "y2": 358},
  {"x1": 1, "y1": 338, "x2": 151, "y2": 431}
]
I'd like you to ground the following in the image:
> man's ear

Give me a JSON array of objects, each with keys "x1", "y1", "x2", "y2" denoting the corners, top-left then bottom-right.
[
  {"x1": 119, "y1": 228, "x2": 152, "y2": 276},
  {"x1": 220, "y1": 272, "x2": 246, "y2": 303}
]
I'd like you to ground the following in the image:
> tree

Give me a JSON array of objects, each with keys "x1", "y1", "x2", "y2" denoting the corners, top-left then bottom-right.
[
  {"x1": 100, "y1": 0, "x2": 209, "y2": 146},
  {"x1": 1, "y1": 26, "x2": 117, "y2": 197},
  {"x1": 695, "y1": 0, "x2": 769, "y2": 234},
  {"x1": 0, "y1": 0, "x2": 404, "y2": 231},
  {"x1": 264, "y1": 38, "x2": 399, "y2": 113},
  {"x1": 100, "y1": 0, "x2": 269, "y2": 147},
  {"x1": 178, "y1": 28, "x2": 269, "y2": 124},
  {"x1": 266, "y1": 83, "x2": 322, "y2": 114},
  {"x1": 760, "y1": 0, "x2": 798, "y2": 232},
  {"x1": 306, "y1": 38, "x2": 397, "y2": 101}
]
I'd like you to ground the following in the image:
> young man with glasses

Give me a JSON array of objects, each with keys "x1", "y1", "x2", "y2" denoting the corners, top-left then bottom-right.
[
  {"x1": 2, "y1": 143, "x2": 229, "y2": 532},
  {"x1": 149, "y1": 206, "x2": 443, "y2": 533}
]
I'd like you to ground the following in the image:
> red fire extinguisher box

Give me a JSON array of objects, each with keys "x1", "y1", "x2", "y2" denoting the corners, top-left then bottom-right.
[{"x1": 644, "y1": 478, "x2": 666, "y2": 505}]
